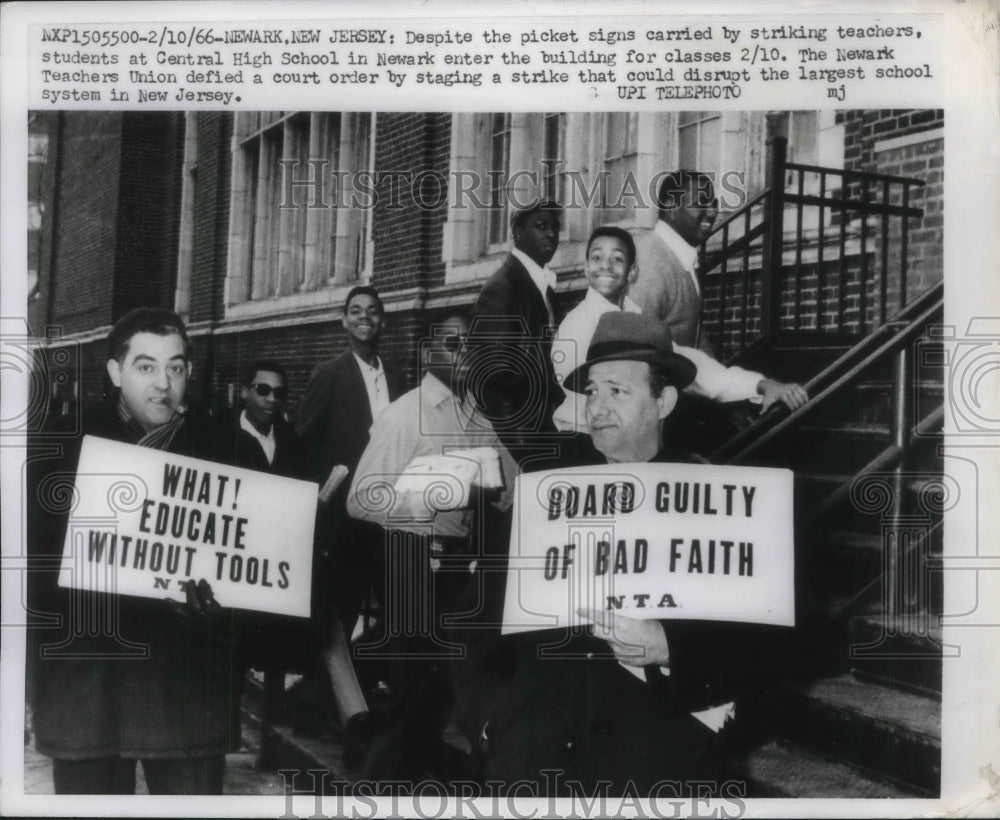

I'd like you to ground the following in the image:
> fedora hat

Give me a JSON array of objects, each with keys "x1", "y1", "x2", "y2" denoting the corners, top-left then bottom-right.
[
  {"x1": 564, "y1": 312, "x2": 696, "y2": 393},
  {"x1": 509, "y1": 197, "x2": 562, "y2": 231}
]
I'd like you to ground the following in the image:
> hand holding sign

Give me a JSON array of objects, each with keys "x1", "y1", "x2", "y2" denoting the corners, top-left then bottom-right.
[
  {"x1": 578, "y1": 607, "x2": 670, "y2": 667},
  {"x1": 166, "y1": 578, "x2": 223, "y2": 630}
]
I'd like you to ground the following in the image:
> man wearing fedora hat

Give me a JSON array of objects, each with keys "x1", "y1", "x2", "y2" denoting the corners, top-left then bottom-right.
[
  {"x1": 466, "y1": 198, "x2": 566, "y2": 467},
  {"x1": 27, "y1": 307, "x2": 235, "y2": 794},
  {"x1": 481, "y1": 311, "x2": 765, "y2": 795}
]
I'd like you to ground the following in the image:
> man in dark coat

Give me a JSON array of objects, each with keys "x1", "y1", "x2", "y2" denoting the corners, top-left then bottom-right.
[
  {"x1": 27, "y1": 308, "x2": 234, "y2": 794},
  {"x1": 221, "y1": 359, "x2": 304, "y2": 479},
  {"x1": 293, "y1": 285, "x2": 404, "y2": 763},
  {"x1": 217, "y1": 359, "x2": 310, "y2": 761},
  {"x1": 295, "y1": 286, "x2": 406, "y2": 498},
  {"x1": 466, "y1": 199, "x2": 566, "y2": 469},
  {"x1": 481, "y1": 312, "x2": 770, "y2": 795}
]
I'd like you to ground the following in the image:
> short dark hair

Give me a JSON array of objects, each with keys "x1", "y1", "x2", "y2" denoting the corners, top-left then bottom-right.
[
  {"x1": 587, "y1": 226, "x2": 636, "y2": 270},
  {"x1": 656, "y1": 171, "x2": 717, "y2": 214},
  {"x1": 646, "y1": 363, "x2": 675, "y2": 399},
  {"x1": 344, "y1": 285, "x2": 384, "y2": 315},
  {"x1": 242, "y1": 359, "x2": 288, "y2": 388},
  {"x1": 107, "y1": 307, "x2": 189, "y2": 362}
]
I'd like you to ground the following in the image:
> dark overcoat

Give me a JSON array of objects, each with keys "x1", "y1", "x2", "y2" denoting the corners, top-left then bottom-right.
[
  {"x1": 467, "y1": 253, "x2": 565, "y2": 465},
  {"x1": 27, "y1": 399, "x2": 235, "y2": 760}
]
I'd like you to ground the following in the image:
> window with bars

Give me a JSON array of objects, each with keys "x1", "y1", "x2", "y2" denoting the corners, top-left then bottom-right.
[{"x1": 228, "y1": 111, "x2": 373, "y2": 306}]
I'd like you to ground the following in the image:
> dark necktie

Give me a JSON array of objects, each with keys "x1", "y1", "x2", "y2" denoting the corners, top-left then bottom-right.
[{"x1": 544, "y1": 285, "x2": 556, "y2": 328}]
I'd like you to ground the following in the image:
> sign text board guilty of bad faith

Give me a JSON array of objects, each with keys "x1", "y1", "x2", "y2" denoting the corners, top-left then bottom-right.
[
  {"x1": 501, "y1": 461, "x2": 795, "y2": 634},
  {"x1": 58, "y1": 436, "x2": 317, "y2": 617}
]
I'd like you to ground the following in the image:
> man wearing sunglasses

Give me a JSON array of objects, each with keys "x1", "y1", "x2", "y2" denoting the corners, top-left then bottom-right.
[
  {"x1": 221, "y1": 360, "x2": 314, "y2": 764},
  {"x1": 233, "y1": 361, "x2": 298, "y2": 473}
]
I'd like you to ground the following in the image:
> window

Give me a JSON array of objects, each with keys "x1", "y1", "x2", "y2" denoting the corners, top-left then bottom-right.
[
  {"x1": 228, "y1": 111, "x2": 373, "y2": 307},
  {"x1": 542, "y1": 113, "x2": 567, "y2": 203},
  {"x1": 352, "y1": 113, "x2": 372, "y2": 274},
  {"x1": 487, "y1": 113, "x2": 512, "y2": 247},
  {"x1": 27, "y1": 112, "x2": 48, "y2": 302},
  {"x1": 784, "y1": 111, "x2": 820, "y2": 192},
  {"x1": 678, "y1": 111, "x2": 722, "y2": 179},
  {"x1": 602, "y1": 112, "x2": 639, "y2": 221},
  {"x1": 786, "y1": 111, "x2": 819, "y2": 167}
]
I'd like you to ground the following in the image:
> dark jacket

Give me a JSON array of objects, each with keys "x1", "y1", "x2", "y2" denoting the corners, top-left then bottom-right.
[
  {"x1": 215, "y1": 409, "x2": 314, "y2": 669},
  {"x1": 480, "y1": 439, "x2": 775, "y2": 793},
  {"x1": 292, "y1": 348, "x2": 404, "y2": 625},
  {"x1": 467, "y1": 253, "x2": 565, "y2": 465},
  {"x1": 26, "y1": 398, "x2": 234, "y2": 760},
  {"x1": 217, "y1": 409, "x2": 306, "y2": 480},
  {"x1": 293, "y1": 349, "x2": 405, "y2": 496}
]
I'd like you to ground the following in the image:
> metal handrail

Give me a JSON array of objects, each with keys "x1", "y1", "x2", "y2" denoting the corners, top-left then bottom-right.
[
  {"x1": 709, "y1": 281, "x2": 942, "y2": 462},
  {"x1": 784, "y1": 160, "x2": 928, "y2": 187},
  {"x1": 711, "y1": 284, "x2": 943, "y2": 465},
  {"x1": 697, "y1": 137, "x2": 930, "y2": 361},
  {"x1": 781, "y1": 191, "x2": 923, "y2": 218},
  {"x1": 706, "y1": 188, "x2": 770, "y2": 237}
]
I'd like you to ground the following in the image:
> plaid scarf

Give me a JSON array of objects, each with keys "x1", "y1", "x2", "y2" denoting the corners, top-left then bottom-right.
[{"x1": 116, "y1": 394, "x2": 186, "y2": 450}]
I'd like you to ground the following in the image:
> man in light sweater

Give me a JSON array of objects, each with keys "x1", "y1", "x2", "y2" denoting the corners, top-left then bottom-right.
[{"x1": 552, "y1": 226, "x2": 808, "y2": 433}]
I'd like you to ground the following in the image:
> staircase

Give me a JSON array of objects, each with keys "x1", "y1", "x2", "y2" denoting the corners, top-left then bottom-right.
[
  {"x1": 691, "y1": 135, "x2": 944, "y2": 797},
  {"x1": 716, "y1": 309, "x2": 944, "y2": 797}
]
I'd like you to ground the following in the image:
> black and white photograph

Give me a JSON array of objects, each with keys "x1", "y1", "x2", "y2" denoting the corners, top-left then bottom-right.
[
  {"x1": 2, "y1": 2, "x2": 998, "y2": 818},
  {"x1": 18, "y1": 103, "x2": 946, "y2": 798}
]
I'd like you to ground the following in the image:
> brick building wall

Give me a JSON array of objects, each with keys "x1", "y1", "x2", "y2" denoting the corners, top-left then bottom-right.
[
  {"x1": 840, "y1": 108, "x2": 943, "y2": 311},
  {"x1": 40, "y1": 112, "x2": 123, "y2": 335},
  {"x1": 700, "y1": 110, "x2": 943, "y2": 360},
  {"x1": 29, "y1": 111, "x2": 187, "y2": 418},
  {"x1": 371, "y1": 113, "x2": 451, "y2": 294},
  {"x1": 839, "y1": 109, "x2": 944, "y2": 171},
  {"x1": 31, "y1": 108, "x2": 945, "y2": 420},
  {"x1": 188, "y1": 113, "x2": 233, "y2": 324},
  {"x1": 113, "y1": 113, "x2": 185, "y2": 318}
]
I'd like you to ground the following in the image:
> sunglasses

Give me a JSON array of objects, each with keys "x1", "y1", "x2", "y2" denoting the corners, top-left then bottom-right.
[
  {"x1": 440, "y1": 334, "x2": 465, "y2": 353},
  {"x1": 252, "y1": 383, "x2": 288, "y2": 400}
]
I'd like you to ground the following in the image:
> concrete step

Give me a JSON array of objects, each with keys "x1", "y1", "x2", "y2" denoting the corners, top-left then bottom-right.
[
  {"x1": 740, "y1": 738, "x2": 918, "y2": 798},
  {"x1": 797, "y1": 529, "x2": 886, "y2": 604},
  {"x1": 849, "y1": 615, "x2": 945, "y2": 697},
  {"x1": 240, "y1": 671, "x2": 474, "y2": 790},
  {"x1": 774, "y1": 674, "x2": 940, "y2": 796}
]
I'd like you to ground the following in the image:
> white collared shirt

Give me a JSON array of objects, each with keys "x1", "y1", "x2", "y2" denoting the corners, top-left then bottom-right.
[
  {"x1": 653, "y1": 219, "x2": 700, "y2": 294},
  {"x1": 511, "y1": 247, "x2": 557, "y2": 322},
  {"x1": 239, "y1": 409, "x2": 276, "y2": 466},
  {"x1": 353, "y1": 352, "x2": 390, "y2": 422}
]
